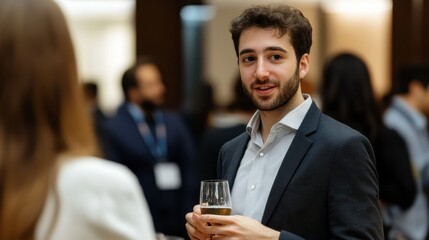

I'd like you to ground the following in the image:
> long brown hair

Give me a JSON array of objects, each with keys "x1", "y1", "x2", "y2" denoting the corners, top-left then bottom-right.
[
  {"x1": 0, "y1": 0, "x2": 98, "y2": 239},
  {"x1": 320, "y1": 53, "x2": 382, "y2": 144}
]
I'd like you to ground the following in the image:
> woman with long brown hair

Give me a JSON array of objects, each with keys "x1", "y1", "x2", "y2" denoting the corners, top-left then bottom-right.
[{"x1": 0, "y1": 0, "x2": 156, "y2": 239}]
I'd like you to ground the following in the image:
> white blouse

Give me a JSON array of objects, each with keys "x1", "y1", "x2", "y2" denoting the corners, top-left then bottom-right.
[{"x1": 35, "y1": 156, "x2": 156, "y2": 240}]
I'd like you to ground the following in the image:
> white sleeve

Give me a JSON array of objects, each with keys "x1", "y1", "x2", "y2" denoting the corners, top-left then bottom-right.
[{"x1": 37, "y1": 157, "x2": 157, "y2": 240}]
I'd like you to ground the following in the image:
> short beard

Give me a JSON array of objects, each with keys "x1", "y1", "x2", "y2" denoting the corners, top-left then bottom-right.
[
  {"x1": 243, "y1": 67, "x2": 300, "y2": 111},
  {"x1": 140, "y1": 100, "x2": 158, "y2": 113}
]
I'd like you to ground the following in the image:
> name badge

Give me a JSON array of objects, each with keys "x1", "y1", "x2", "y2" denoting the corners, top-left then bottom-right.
[{"x1": 154, "y1": 162, "x2": 182, "y2": 190}]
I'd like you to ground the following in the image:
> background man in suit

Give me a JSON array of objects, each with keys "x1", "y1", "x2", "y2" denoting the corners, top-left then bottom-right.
[
  {"x1": 185, "y1": 5, "x2": 383, "y2": 240},
  {"x1": 383, "y1": 65, "x2": 429, "y2": 239},
  {"x1": 102, "y1": 57, "x2": 198, "y2": 238}
]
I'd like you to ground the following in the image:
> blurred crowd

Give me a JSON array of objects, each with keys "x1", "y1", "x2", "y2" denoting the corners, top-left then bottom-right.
[
  {"x1": 1, "y1": 0, "x2": 429, "y2": 240},
  {"x1": 81, "y1": 50, "x2": 429, "y2": 240}
]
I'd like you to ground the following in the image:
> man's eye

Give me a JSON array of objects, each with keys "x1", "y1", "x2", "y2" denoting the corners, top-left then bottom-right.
[
  {"x1": 270, "y1": 54, "x2": 282, "y2": 61},
  {"x1": 243, "y1": 56, "x2": 255, "y2": 63}
]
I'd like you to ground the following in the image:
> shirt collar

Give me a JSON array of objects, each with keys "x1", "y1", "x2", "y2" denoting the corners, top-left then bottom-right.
[
  {"x1": 127, "y1": 103, "x2": 144, "y2": 123},
  {"x1": 392, "y1": 96, "x2": 427, "y2": 130},
  {"x1": 246, "y1": 94, "x2": 313, "y2": 137}
]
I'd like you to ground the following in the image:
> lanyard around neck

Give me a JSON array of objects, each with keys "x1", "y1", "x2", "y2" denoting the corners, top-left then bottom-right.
[
  {"x1": 128, "y1": 105, "x2": 168, "y2": 160},
  {"x1": 139, "y1": 111, "x2": 167, "y2": 160}
]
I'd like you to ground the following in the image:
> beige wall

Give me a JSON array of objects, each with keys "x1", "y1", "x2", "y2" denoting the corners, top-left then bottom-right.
[
  {"x1": 203, "y1": 4, "x2": 240, "y2": 107},
  {"x1": 56, "y1": 0, "x2": 135, "y2": 114}
]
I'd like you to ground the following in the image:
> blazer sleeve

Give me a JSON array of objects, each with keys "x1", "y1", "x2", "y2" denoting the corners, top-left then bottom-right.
[
  {"x1": 40, "y1": 159, "x2": 157, "y2": 240},
  {"x1": 279, "y1": 230, "x2": 305, "y2": 240},
  {"x1": 328, "y1": 134, "x2": 384, "y2": 239}
]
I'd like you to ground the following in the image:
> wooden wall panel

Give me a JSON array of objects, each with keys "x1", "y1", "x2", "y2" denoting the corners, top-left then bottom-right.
[
  {"x1": 423, "y1": 0, "x2": 429, "y2": 64},
  {"x1": 392, "y1": 0, "x2": 429, "y2": 86},
  {"x1": 135, "y1": 0, "x2": 202, "y2": 109}
]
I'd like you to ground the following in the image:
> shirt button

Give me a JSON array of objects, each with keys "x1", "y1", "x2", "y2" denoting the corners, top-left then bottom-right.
[
  {"x1": 249, "y1": 185, "x2": 256, "y2": 190},
  {"x1": 259, "y1": 152, "x2": 264, "y2": 157}
]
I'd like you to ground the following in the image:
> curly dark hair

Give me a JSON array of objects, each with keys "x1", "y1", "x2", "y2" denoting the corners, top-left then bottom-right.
[{"x1": 230, "y1": 4, "x2": 312, "y2": 62}]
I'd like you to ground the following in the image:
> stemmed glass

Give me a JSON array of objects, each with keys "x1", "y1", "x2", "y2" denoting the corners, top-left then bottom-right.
[{"x1": 199, "y1": 179, "x2": 232, "y2": 215}]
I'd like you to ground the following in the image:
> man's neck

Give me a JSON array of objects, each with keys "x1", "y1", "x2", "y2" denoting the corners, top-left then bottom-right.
[
  {"x1": 259, "y1": 93, "x2": 305, "y2": 143},
  {"x1": 130, "y1": 101, "x2": 156, "y2": 118}
]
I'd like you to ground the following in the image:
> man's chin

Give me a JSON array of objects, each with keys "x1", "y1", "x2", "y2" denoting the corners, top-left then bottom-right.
[
  {"x1": 251, "y1": 97, "x2": 277, "y2": 111},
  {"x1": 253, "y1": 103, "x2": 281, "y2": 111}
]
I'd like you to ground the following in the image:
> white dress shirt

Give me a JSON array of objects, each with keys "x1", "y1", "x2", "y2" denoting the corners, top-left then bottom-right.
[{"x1": 231, "y1": 95, "x2": 312, "y2": 222}]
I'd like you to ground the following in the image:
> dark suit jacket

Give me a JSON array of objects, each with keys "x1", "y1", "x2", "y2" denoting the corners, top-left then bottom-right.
[
  {"x1": 101, "y1": 103, "x2": 199, "y2": 237},
  {"x1": 218, "y1": 103, "x2": 384, "y2": 240}
]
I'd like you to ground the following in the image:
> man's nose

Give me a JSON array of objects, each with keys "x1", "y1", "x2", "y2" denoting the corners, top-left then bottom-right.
[{"x1": 255, "y1": 59, "x2": 270, "y2": 80}]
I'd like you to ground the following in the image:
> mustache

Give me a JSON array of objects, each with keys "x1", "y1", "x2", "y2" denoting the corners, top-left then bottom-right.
[{"x1": 251, "y1": 79, "x2": 278, "y2": 87}]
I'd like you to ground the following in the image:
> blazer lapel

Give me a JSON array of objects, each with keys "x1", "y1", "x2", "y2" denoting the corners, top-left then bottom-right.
[
  {"x1": 224, "y1": 134, "x2": 250, "y2": 189},
  {"x1": 261, "y1": 102, "x2": 320, "y2": 224}
]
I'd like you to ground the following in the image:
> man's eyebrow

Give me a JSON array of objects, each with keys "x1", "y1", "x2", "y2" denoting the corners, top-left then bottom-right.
[
  {"x1": 265, "y1": 46, "x2": 287, "y2": 53},
  {"x1": 239, "y1": 46, "x2": 288, "y2": 56},
  {"x1": 239, "y1": 48, "x2": 254, "y2": 56}
]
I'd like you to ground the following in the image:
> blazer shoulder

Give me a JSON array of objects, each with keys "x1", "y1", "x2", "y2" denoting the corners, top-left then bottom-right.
[
  {"x1": 104, "y1": 104, "x2": 133, "y2": 128},
  {"x1": 300, "y1": 102, "x2": 365, "y2": 143},
  {"x1": 317, "y1": 113, "x2": 368, "y2": 143}
]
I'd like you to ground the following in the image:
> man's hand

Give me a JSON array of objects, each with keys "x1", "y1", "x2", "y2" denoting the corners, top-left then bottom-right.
[
  {"x1": 185, "y1": 205, "x2": 212, "y2": 240},
  {"x1": 185, "y1": 205, "x2": 280, "y2": 240}
]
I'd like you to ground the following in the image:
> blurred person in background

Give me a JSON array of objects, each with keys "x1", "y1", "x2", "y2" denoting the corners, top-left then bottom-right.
[
  {"x1": 180, "y1": 81, "x2": 216, "y2": 144},
  {"x1": 82, "y1": 81, "x2": 108, "y2": 141},
  {"x1": 0, "y1": 0, "x2": 156, "y2": 239},
  {"x1": 383, "y1": 65, "x2": 429, "y2": 240},
  {"x1": 102, "y1": 57, "x2": 198, "y2": 238},
  {"x1": 319, "y1": 53, "x2": 417, "y2": 239}
]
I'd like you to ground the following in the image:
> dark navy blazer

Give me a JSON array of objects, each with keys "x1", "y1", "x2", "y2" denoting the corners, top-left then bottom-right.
[{"x1": 218, "y1": 102, "x2": 384, "y2": 240}]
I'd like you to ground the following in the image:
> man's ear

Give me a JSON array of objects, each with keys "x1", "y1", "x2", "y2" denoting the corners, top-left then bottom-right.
[{"x1": 299, "y1": 54, "x2": 310, "y2": 79}]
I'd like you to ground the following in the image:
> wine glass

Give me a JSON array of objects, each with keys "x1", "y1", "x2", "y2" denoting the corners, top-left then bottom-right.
[{"x1": 199, "y1": 179, "x2": 232, "y2": 215}]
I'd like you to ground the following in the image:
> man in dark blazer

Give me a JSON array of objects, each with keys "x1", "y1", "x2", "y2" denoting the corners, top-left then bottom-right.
[
  {"x1": 185, "y1": 5, "x2": 383, "y2": 240},
  {"x1": 102, "y1": 57, "x2": 198, "y2": 238}
]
